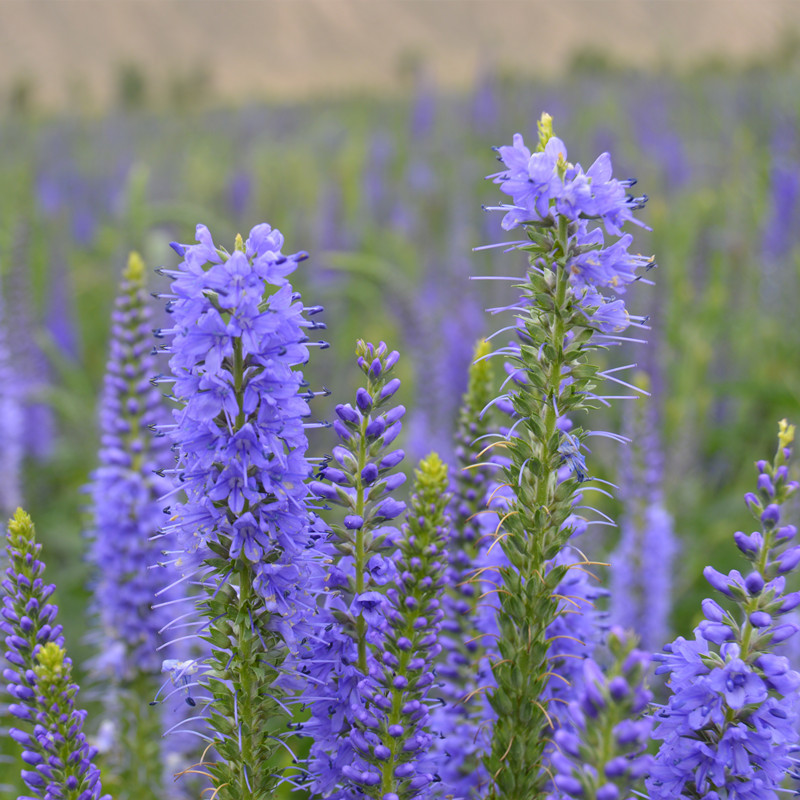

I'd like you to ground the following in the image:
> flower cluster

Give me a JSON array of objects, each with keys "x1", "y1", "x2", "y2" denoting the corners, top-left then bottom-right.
[
  {"x1": 346, "y1": 452, "x2": 449, "y2": 800},
  {"x1": 86, "y1": 251, "x2": 176, "y2": 680},
  {"x1": 489, "y1": 113, "x2": 653, "y2": 333},
  {"x1": 550, "y1": 628, "x2": 654, "y2": 800},
  {"x1": 648, "y1": 421, "x2": 800, "y2": 800},
  {"x1": 478, "y1": 114, "x2": 651, "y2": 798},
  {"x1": 158, "y1": 223, "x2": 326, "y2": 799},
  {"x1": 0, "y1": 290, "x2": 23, "y2": 517},
  {"x1": 1, "y1": 509, "x2": 108, "y2": 800},
  {"x1": 610, "y1": 371, "x2": 676, "y2": 652},
  {"x1": 300, "y1": 341, "x2": 408, "y2": 798},
  {"x1": 432, "y1": 339, "x2": 496, "y2": 797}
]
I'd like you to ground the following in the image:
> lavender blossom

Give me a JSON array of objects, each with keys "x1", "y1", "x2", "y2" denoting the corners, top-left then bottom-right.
[
  {"x1": 158, "y1": 223, "x2": 327, "y2": 800},
  {"x1": 0, "y1": 287, "x2": 23, "y2": 517},
  {"x1": 1, "y1": 508, "x2": 108, "y2": 800},
  {"x1": 87, "y1": 251, "x2": 175, "y2": 679},
  {"x1": 86, "y1": 252, "x2": 192, "y2": 797},
  {"x1": 432, "y1": 339, "x2": 496, "y2": 797},
  {"x1": 5, "y1": 222, "x2": 55, "y2": 462},
  {"x1": 648, "y1": 421, "x2": 800, "y2": 800}
]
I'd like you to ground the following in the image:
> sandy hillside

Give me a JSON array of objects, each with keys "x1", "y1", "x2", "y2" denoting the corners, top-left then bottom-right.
[{"x1": 0, "y1": 0, "x2": 798, "y2": 109}]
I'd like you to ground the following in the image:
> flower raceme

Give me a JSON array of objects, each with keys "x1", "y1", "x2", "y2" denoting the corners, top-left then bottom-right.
[
  {"x1": 86, "y1": 251, "x2": 188, "y2": 798},
  {"x1": 347, "y1": 452, "x2": 450, "y2": 800},
  {"x1": 486, "y1": 113, "x2": 653, "y2": 334},
  {"x1": 86, "y1": 252, "x2": 176, "y2": 678},
  {"x1": 478, "y1": 114, "x2": 652, "y2": 799},
  {"x1": 156, "y1": 223, "x2": 327, "y2": 800},
  {"x1": 1, "y1": 509, "x2": 108, "y2": 800},
  {"x1": 648, "y1": 421, "x2": 800, "y2": 800},
  {"x1": 299, "y1": 341, "x2": 410, "y2": 798},
  {"x1": 432, "y1": 339, "x2": 496, "y2": 797}
]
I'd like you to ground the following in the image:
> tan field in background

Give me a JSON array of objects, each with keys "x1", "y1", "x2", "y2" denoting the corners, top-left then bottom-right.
[{"x1": 0, "y1": 0, "x2": 799, "y2": 109}]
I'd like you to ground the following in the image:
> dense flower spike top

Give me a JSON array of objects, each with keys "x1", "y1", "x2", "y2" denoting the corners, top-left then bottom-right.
[
  {"x1": 648, "y1": 421, "x2": 800, "y2": 800},
  {"x1": 478, "y1": 114, "x2": 651, "y2": 799},
  {"x1": 87, "y1": 251, "x2": 175, "y2": 680},
  {"x1": 1, "y1": 509, "x2": 108, "y2": 800},
  {"x1": 488, "y1": 113, "x2": 652, "y2": 332},
  {"x1": 160, "y1": 223, "x2": 323, "y2": 632},
  {"x1": 158, "y1": 223, "x2": 326, "y2": 800}
]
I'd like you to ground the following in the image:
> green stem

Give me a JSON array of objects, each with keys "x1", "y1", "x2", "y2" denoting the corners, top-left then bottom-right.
[
  {"x1": 536, "y1": 263, "x2": 566, "y2": 511},
  {"x1": 354, "y1": 413, "x2": 369, "y2": 672},
  {"x1": 233, "y1": 338, "x2": 246, "y2": 430},
  {"x1": 236, "y1": 563, "x2": 255, "y2": 800}
]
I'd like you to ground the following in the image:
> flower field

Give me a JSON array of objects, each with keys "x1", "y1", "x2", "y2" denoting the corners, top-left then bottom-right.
[{"x1": 1, "y1": 60, "x2": 800, "y2": 799}]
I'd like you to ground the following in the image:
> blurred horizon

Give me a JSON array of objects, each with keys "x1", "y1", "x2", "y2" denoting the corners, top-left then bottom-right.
[{"x1": 2, "y1": 0, "x2": 800, "y2": 113}]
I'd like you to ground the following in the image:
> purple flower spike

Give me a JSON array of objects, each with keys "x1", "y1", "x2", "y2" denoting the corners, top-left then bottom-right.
[
  {"x1": 298, "y1": 341, "x2": 411, "y2": 798},
  {"x1": 162, "y1": 224, "x2": 327, "y2": 797},
  {"x1": 86, "y1": 253, "x2": 180, "y2": 684},
  {"x1": 649, "y1": 422, "x2": 800, "y2": 800},
  {"x1": 345, "y1": 453, "x2": 450, "y2": 799},
  {"x1": 2, "y1": 509, "x2": 109, "y2": 800}
]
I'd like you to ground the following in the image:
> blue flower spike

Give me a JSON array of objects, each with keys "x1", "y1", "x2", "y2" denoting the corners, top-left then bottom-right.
[
  {"x1": 158, "y1": 224, "x2": 326, "y2": 800},
  {"x1": 1, "y1": 509, "x2": 110, "y2": 800},
  {"x1": 649, "y1": 420, "x2": 800, "y2": 800},
  {"x1": 479, "y1": 114, "x2": 652, "y2": 798}
]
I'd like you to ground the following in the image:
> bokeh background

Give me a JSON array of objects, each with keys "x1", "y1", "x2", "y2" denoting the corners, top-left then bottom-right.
[{"x1": 2, "y1": 0, "x2": 800, "y2": 792}]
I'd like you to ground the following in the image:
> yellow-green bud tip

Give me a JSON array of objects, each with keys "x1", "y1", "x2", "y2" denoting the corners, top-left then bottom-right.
[
  {"x1": 124, "y1": 251, "x2": 146, "y2": 284},
  {"x1": 33, "y1": 642, "x2": 67, "y2": 686},
  {"x1": 468, "y1": 339, "x2": 493, "y2": 393},
  {"x1": 234, "y1": 233, "x2": 245, "y2": 253},
  {"x1": 537, "y1": 112, "x2": 554, "y2": 151},
  {"x1": 8, "y1": 507, "x2": 35, "y2": 544},
  {"x1": 416, "y1": 452, "x2": 449, "y2": 493},
  {"x1": 473, "y1": 339, "x2": 492, "y2": 363},
  {"x1": 779, "y1": 419, "x2": 795, "y2": 451}
]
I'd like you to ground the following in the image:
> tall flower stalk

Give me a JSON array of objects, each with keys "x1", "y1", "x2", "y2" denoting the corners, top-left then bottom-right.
[
  {"x1": 86, "y1": 251, "x2": 180, "y2": 797},
  {"x1": 301, "y1": 341, "x2": 408, "y2": 798},
  {"x1": 433, "y1": 338, "x2": 496, "y2": 797},
  {"x1": 354, "y1": 451, "x2": 449, "y2": 800},
  {"x1": 610, "y1": 370, "x2": 675, "y2": 652},
  {"x1": 648, "y1": 421, "x2": 800, "y2": 800},
  {"x1": 479, "y1": 113, "x2": 651, "y2": 798},
  {"x1": 157, "y1": 223, "x2": 326, "y2": 800},
  {"x1": 1, "y1": 508, "x2": 108, "y2": 800}
]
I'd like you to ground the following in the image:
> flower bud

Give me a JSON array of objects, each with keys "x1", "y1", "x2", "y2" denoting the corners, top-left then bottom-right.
[
  {"x1": 703, "y1": 566, "x2": 734, "y2": 597},
  {"x1": 702, "y1": 597, "x2": 725, "y2": 622},
  {"x1": 356, "y1": 388, "x2": 373, "y2": 412}
]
